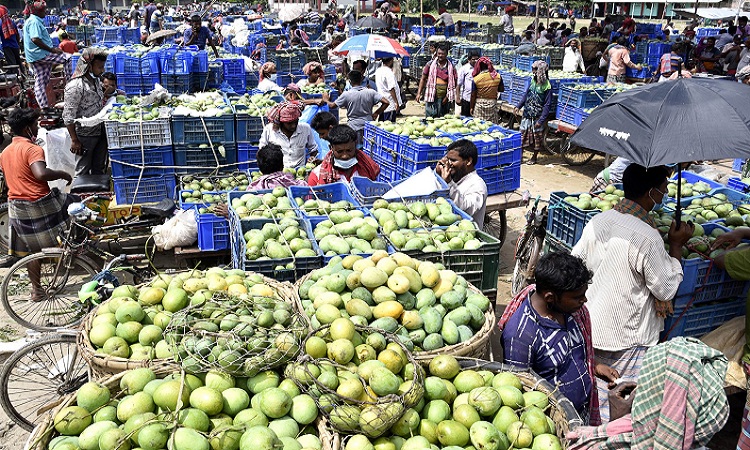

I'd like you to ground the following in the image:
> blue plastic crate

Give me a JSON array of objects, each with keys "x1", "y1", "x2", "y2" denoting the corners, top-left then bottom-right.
[
  {"x1": 235, "y1": 110, "x2": 267, "y2": 143},
  {"x1": 95, "y1": 26, "x2": 122, "y2": 44},
  {"x1": 546, "y1": 190, "x2": 599, "y2": 248},
  {"x1": 110, "y1": 146, "x2": 174, "y2": 178},
  {"x1": 375, "y1": 158, "x2": 402, "y2": 183},
  {"x1": 498, "y1": 129, "x2": 522, "y2": 153},
  {"x1": 728, "y1": 177, "x2": 750, "y2": 193},
  {"x1": 237, "y1": 143, "x2": 259, "y2": 171},
  {"x1": 171, "y1": 115, "x2": 235, "y2": 146},
  {"x1": 161, "y1": 49, "x2": 194, "y2": 75},
  {"x1": 173, "y1": 143, "x2": 238, "y2": 174},
  {"x1": 160, "y1": 74, "x2": 191, "y2": 94},
  {"x1": 288, "y1": 183, "x2": 361, "y2": 217},
  {"x1": 514, "y1": 55, "x2": 550, "y2": 72},
  {"x1": 276, "y1": 71, "x2": 304, "y2": 88},
  {"x1": 113, "y1": 53, "x2": 141, "y2": 75},
  {"x1": 556, "y1": 104, "x2": 579, "y2": 124},
  {"x1": 350, "y1": 175, "x2": 450, "y2": 206},
  {"x1": 733, "y1": 159, "x2": 744, "y2": 173},
  {"x1": 245, "y1": 72, "x2": 259, "y2": 90},
  {"x1": 574, "y1": 109, "x2": 590, "y2": 126},
  {"x1": 190, "y1": 73, "x2": 208, "y2": 92},
  {"x1": 558, "y1": 86, "x2": 613, "y2": 109},
  {"x1": 399, "y1": 136, "x2": 451, "y2": 171},
  {"x1": 140, "y1": 52, "x2": 160, "y2": 76},
  {"x1": 478, "y1": 162, "x2": 521, "y2": 195},
  {"x1": 224, "y1": 76, "x2": 247, "y2": 94},
  {"x1": 626, "y1": 66, "x2": 654, "y2": 79},
  {"x1": 191, "y1": 50, "x2": 209, "y2": 72},
  {"x1": 661, "y1": 297, "x2": 745, "y2": 340},
  {"x1": 196, "y1": 211, "x2": 230, "y2": 251},
  {"x1": 117, "y1": 75, "x2": 145, "y2": 96},
  {"x1": 142, "y1": 74, "x2": 160, "y2": 93},
  {"x1": 221, "y1": 58, "x2": 246, "y2": 78},
  {"x1": 113, "y1": 175, "x2": 176, "y2": 204}
]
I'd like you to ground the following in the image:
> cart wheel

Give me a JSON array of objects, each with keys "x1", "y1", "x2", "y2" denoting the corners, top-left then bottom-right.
[
  {"x1": 560, "y1": 137, "x2": 596, "y2": 166},
  {"x1": 483, "y1": 210, "x2": 507, "y2": 247},
  {"x1": 543, "y1": 126, "x2": 564, "y2": 154}
]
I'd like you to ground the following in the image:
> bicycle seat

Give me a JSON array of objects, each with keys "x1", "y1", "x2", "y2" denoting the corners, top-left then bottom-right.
[
  {"x1": 141, "y1": 198, "x2": 176, "y2": 218},
  {"x1": 70, "y1": 174, "x2": 111, "y2": 194}
]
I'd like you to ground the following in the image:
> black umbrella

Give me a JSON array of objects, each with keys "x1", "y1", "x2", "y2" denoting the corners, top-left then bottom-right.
[
  {"x1": 355, "y1": 16, "x2": 389, "y2": 29},
  {"x1": 569, "y1": 77, "x2": 750, "y2": 224}
]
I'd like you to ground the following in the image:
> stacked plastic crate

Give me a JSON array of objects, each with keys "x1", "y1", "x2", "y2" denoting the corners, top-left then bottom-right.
[
  {"x1": 106, "y1": 112, "x2": 175, "y2": 205},
  {"x1": 627, "y1": 40, "x2": 671, "y2": 79},
  {"x1": 555, "y1": 84, "x2": 616, "y2": 126},
  {"x1": 188, "y1": 50, "x2": 209, "y2": 92},
  {"x1": 160, "y1": 47, "x2": 193, "y2": 94},
  {"x1": 233, "y1": 100, "x2": 266, "y2": 172},
  {"x1": 171, "y1": 108, "x2": 237, "y2": 175},
  {"x1": 220, "y1": 56, "x2": 247, "y2": 93},
  {"x1": 113, "y1": 50, "x2": 161, "y2": 95},
  {"x1": 273, "y1": 50, "x2": 306, "y2": 88}
]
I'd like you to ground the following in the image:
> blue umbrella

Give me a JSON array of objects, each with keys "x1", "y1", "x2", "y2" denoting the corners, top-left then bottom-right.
[{"x1": 334, "y1": 34, "x2": 410, "y2": 59}]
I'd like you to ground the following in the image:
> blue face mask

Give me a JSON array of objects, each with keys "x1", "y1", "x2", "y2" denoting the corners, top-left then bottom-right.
[
  {"x1": 650, "y1": 187, "x2": 668, "y2": 210},
  {"x1": 334, "y1": 157, "x2": 357, "y2": 170}
]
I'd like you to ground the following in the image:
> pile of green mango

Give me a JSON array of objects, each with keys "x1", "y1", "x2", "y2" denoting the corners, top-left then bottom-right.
[
  {"x1": 665, "y1": 193, "x2": 750, "y2": 223},
  {"x1": 181, "y1": 174, "x2": 250, "y2": 193},
  {"x1": 370, "y1": 198, "x2": 467, "y2": 232},
  {"x1": 294, "y1": 198, "x2": 358, "y2": 216},
  {"x1": 312, "y1": 211, "x2": 389, "y2": 258},
  {"x1": 388, "y1": 221, "x2": 484, "y2": 253},
  {"x1": 666, "y1": 178, "x2": 712, "y2": 199},
  {"x1": 231, "y1": 187, "x2": 297, "y2": 220},
  {"x1": 243, "y1": 218, "x2": 319, "y2": 263}
]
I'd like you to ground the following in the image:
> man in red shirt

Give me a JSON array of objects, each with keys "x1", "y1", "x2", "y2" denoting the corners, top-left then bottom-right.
[
  {"x1": 619, "y1": 16, "x2": 636, "y2": 36},
  {"x1": 58, "y1": 31, "x2": 78, "y2": 54}
]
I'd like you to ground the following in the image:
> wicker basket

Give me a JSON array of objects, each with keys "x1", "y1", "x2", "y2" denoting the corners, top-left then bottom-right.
[
  {"x1": 78, "y1": 271, "x2": 298, "y2": 377},
  {"x1": 294, "y1": 274, "x2": 496, "y2": 366},
  {"x1": 318, "y1": 358, "x2": 583, "y2": 450},
  {"x1": 24, "y1": 367, "x2": 174, "y2": 450}
]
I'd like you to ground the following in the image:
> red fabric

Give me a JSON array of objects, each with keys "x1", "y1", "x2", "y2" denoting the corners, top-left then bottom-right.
[
  {"x1": 59, "y1": 39, "x2": 78, "y2": 54},
  {"x1": 312, "y1": 149, "x2": 380, "y2": 185},
  {"x1": 266, "y1": 101, "x2": 304, "y2": 125},
  {"x1": 498, "y1": 284, "x2": 602, "y2": 426},
  {"x1": 0, "y1": 6, "x2": 17, "y2": 40},
  {"x1": 472, "y1": 56, "x2": 498, "y2": 79},
  {"x1": 505, "y1": 5, "x2": 516, "y2": 13},
  {"x1": 31, "y1": 1, "x2": 46, "y2": 16}
]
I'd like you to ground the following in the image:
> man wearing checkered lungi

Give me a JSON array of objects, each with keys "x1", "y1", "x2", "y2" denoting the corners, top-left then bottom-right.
[{"x1": 23, "y1": 1, "x2": 71, "y2": 109}]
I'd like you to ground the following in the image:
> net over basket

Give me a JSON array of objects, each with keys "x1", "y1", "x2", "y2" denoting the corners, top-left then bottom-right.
[
  {"x1": 164, "y1": 291, "x2": 308, "y2": 377},
  {"x1": 285, "y1": 324, "x2": 426, "y2": 438}
]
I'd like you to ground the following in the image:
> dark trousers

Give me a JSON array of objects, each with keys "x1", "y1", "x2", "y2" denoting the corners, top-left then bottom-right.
[
  {"x1": 75, "y1": 132, "x2": 108, "y2": 177},
  {"x1": 379, "y1": 111, "x2": 397, "y2": 122},
  {"x1": 2, "y1": 47, "x2": 22, "y2": 73},
  {"x1": 460, "y1": 99, "x2": 471, "y2": 117}
]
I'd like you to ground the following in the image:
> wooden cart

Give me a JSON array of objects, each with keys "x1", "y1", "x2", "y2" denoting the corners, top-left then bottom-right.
[{"x1": 483, "y1": 190, "x2": 530, "y2": 248}]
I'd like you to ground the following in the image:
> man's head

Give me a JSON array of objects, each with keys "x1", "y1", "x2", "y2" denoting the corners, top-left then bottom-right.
[
  {"x1": 190, "y1": 13, "x2": 201, "y2": 30},
  {"x1": 327, "y1": 125, "x2": 358, "y2": 167},
  {"x1": 8, "y1": 108, "x2": 40, "y2": 139},
  {"x1": 740, "y1": 16, "x2": 748, "y2": 26},
  {"x1": 59, "y1": 31, "x2": 69, "y2": 40},
  {"x1": 381, "y1": 57, "x2": 394, "y2": 68},
  {"x1": 436, "y1": 43, "x2": 448, "y2": 64},
  {"x1": 671, "y1": 42, "x2": 681, "y2": 53},
  {"x1": 311, "y1": 111, "x2": 338, "y2": 140},
  {"x1": 622, "y1": 163, "x2": 670, "y2": 209},
  {"x1": 156, "y1": 2, "x2": 163, "y2": 9},
  {"x1": 439, "y1": 7, "x2": 446, "y2": 14},
  {"x1": 283, "y1": 84, "x2": 302, "y2": 101},
  {"x1": 348, "y1": 69, "x2": 363, "y2": 86},
  {"x1": 444, "y1": 139, "x2": 477, "y2": 182},
  {"x1": 102, "y1": 71, "x2": 117, "y2": 95},
  {"x1": 524, "y1": 30, "x2": 533, "y2": 41},
  {"x1": 505, "y1": 5, "x2": 515, "y2": 15},
  {"x1": 88, "y1": 52, "x2": 108, "y2": 76},
  {"x1": 705, "y1": 37, "x2": 716, "y2": 49},
  {"x1": 257, "y1": 143, "x2": 284, "y2": 175},
  {"x1": 467, "y1": 49, "x2": 480, "y2": 67},
  {"x1": 31, "y1": 1, "x2": 47, "y2": 18},
  {"x1": 534, "y1": 252, "x2": 591, "y2": 315},
  {"x1": 733, "y1": 34, "x2": 742, "y2": 45},
  {"x1": 352, "y1": 59, "x2": 368, "y2": 73}
]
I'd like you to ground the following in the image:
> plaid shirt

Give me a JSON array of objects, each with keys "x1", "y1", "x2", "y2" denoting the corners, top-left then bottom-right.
[
  {"x1": 613, "y1": 198, "x2": 657, "y2": 229},
  {"x1": 63, "y1": 75, "x2": 104, "y2": 136}
]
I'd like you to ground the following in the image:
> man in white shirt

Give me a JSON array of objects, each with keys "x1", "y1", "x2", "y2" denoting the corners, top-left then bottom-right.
[
  {"x1": 435, "y1": 140, "x2": 488, "y2": 228},
  {"x1": 375, "y1": 57, "x2": 401, "y2": 122},
  {"x1": 456, "y1": 49, "x2": 479, "y2": 117},
  {"x1": 259, "y1": 102, "x2": 319, "y2": 169},
  {"x1": 571, "y1": 164, "x2": 694, "y2": 422},
  {"x1": 737, "y1": 37, "x2": 750, "y2": 72},
  {"x1": 500, "y1": 5, "x2": 515, "y2": 34},
  {"x1": 436, "y1": 8, "x2": 454, "y2": 37}
]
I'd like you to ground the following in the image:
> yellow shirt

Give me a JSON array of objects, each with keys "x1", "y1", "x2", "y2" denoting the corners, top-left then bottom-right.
[{"x1": 473, "y1": 72, "x2": 502, "y2": 100}]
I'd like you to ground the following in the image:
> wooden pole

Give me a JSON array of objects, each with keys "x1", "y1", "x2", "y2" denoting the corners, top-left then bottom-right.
[{"x1": 420, "y1": 0, "x2": 423, "y2": 38}]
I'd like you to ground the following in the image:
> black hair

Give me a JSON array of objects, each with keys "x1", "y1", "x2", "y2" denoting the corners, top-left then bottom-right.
[
  {"x1": 257, "y1": 143, "x2": 284, "y2": 174},
  {"x1": 327, "y1": 125, "x2": 357, "y2": 145},
  {"x1": 706, "y1": 36, "x2": 716, "y2": 43},
  {"x1": 467, "y1": 49, "x2": 480, "y2": 58},
  {"x1": 535, "y1": 252, "x2": 592, "y2": 296},
  {"x1": 718, "y1": 28, "x2": 727, "y2": 34},
  {"x1": 617, "y1": 36, "x2": 629, "y2": 47},
  {"x1": 348, "y1": 69, "x2": 363, "y2": 85},
  {"x1": 436, "y1": 42, "x2": 449, "y2": 53},
  {"x1": 671, "y1": 42, "x2": 681, "y2": 53},
  {"x1": 101, "y1": 71, "x2": 117, "y2": 82},
  {"x1": 447, "y1": 139, "x2": 478, "y2": 167},
  {"x1": 59, "y1": 31, "x2": 69, "y2": 39},
  {"x1": 353, "y1": 59, "x2": 368, "y2": 70},
  {"x1": 622, "y1": 164, "x2": 670, "y2": 200},
  {"x1": 7, "y1": 108, "x2": 40, "y2": 136},
  {"x1": 561, "y1": 28, "x2": 572, "y2": 37},
  {"x1": 311, "y1": 111, "x2": 337, "y2": 132},
  {"x1": 190, "y1": 14, "x2": 201, "y2": 21},
  {"x1": 381, "y1": 57, "x2": 394, "y2": 65},
  {"x1": 741, "y1": 16, "x2": 748, "y2": 23}
]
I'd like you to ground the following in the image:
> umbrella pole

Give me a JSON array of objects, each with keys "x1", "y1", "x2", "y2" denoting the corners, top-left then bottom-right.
[{"x1": 676, "y1": 169, "x2": 682, "y2": 229}]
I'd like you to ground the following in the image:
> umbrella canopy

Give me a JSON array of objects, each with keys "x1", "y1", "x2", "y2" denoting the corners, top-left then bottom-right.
[
  {"x1": 146, "y1": 29, "x2": 177, "y2": 44},
  {"x1": 355, "y1": 16, "x2": 389, "y2": 29},
  {"x1": 570, "y1": 78, "x2": 750, "y2": 168},
  {"x1": 334, "y1": 34, "x2": 409, "y2": 58}
]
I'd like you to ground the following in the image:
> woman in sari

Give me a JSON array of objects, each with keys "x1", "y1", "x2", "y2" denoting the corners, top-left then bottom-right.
[{"x1": 514, "y1": 60, "x2": 553, "y2": 165}]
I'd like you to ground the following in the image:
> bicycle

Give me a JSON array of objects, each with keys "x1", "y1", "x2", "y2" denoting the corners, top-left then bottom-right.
[
  {"x1": 511, "y1": 196, "x2": 548, "y2": 296},
  {"x1": 0, "y1": 195, "x2": 171, "y2": 331}
]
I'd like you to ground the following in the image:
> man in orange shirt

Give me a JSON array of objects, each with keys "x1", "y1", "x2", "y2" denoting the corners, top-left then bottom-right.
[
  {"x1": 605, "y1": 36, "x2": 642, "y2": 83},
  {"x1": 58, "y1": 31, "x2": 78, "y2": 54},
  {"x1": 0, "y1": 108, "x2": 73, "y2": 301}
]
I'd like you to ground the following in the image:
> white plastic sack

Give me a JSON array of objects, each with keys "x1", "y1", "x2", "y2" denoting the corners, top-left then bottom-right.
[
  {"x1": 382, "y1": 168, "x2": 447, "y2": 200},
  {"x1": 75, "y1": 98, "x2": 117, "y2": 129},
  {"x1": 232, "y1": 18, "x2": 247, "y2": 35},
  {"x1": 152, "y1": 209, "x2": 197, "y2": 250},
  {"x1": 40, "y1": 128, "x2": 75, "y2": 193},
  {"x1": 234, "y1": 28, "x2": 251, "y2": 47}
]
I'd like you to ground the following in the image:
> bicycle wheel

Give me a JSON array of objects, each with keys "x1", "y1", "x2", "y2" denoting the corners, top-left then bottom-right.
[
  {"x1": 511, "y1": 234, "x2": 543, "y2": 296},
  {"x1": 483, "y1": 210, "x2": 507, "y2": 247},
  {"x1": 543, "y1": 126, "x2": 565, "y2": 154},
  {"x1": 1, "y1": 251, "x2": 98, "y2": 331},
  {"x1": 0, "y1": 334, "x2": 89, "y2": 431},
  {"x1": 560, "y1": 138, "x2": 596, "y2": 166}
]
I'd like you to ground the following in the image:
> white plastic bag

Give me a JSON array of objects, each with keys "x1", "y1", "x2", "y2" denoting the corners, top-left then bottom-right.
[
  {"x1": 383, "y1": 168, "x2": 447, "y2": 200},
  {"x1": 40, "y1": 128, "x2": 76, "y2": 193},
  {"x1": 152, "y1": 209, "x2": 197, "y2": 250}
]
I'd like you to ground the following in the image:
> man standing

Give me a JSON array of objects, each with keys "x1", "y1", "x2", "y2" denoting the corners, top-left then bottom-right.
[
  {"x1": 144, "y1": 2, "x2": 156, "y2": 30},
  {"x1": 0, "y1": 6, "x2": 23, "y2": 74},
  {"x1": 572, "y1": 164, "x2": 694, "y2": 422},
  {"x1": 416, "y1": 42, "x2": 457, "y2": 119},
  {"x1": 456, "y1": 49, "x2": 479, "y2": 117},
  {"x1": 149, "y1": 3, "x2": 164, "y2": 34},
  {"x1": 375, "y1": 57, "x2": 400, "y2": 122},
  {"x1": 24, "y1": 1, "x2": 71, "y2": 109},
  {"x1": 182, "y1": 14, "x2": 219, "y2": 57},
  {"x1": 259, "y1": 102, "x2": 319, "y2": 169},
  {"x1": 698, "y1": 37, "x2": 722, "y2": 74},
  {"x1": 434, "y1": 139, "x2": 488, "y2": 228},
  {"x1": 63, "y1": 48, "x2": 109, "y2": 177},
  {"x1": 327, "y1": 70, "x2": 389, "y2": 143},
  {"x1": 435, "y1": 8, "x2": 454, "y2": 37},
  {"x1": 605, "y1": 37, "x2": 641, "y2": 83},
  {"x1": 500, "y1": 6, "x2": 515, "y2": 34}
]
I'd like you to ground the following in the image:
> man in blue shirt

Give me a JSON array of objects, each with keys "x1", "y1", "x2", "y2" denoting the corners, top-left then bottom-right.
[
  {"x1": 500, "y1": 252, "x2": 620, "y2": 425},
  {"x1": 182, "y1": 14, "x2": 219, "y2": 57},
  {"x1": 0, "y1": 5, "x2": 23, "y2": 75},
  {"x1": 23, "y1": 1, "x2": 71, "y2": 109},
  {"x1": 149, "y1": 3, "x2": 164, "y2": 33}
]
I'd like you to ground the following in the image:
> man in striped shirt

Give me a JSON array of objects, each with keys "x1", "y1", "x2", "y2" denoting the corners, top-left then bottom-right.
[{"x1": 572, "y1": 164, "x2": 694, "y2": 422}]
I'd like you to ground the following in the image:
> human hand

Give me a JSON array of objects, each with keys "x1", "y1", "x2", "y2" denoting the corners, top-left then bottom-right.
[
  {"x1": 70, "y1": 140, "x2": 83, "y2": 155},
  {"x1": 711, "y1": 230, "x2": 743, "y2": 250},
  {"x1": 372, "y1": 113, "x2": 379, "y2": 121},
  {"x1": 51, "y1": 47, "x2": 63, "y2": 54},
  {"x1": 455, "y1": 99, "x2": 461, "y2": 106},
  {"x1": 608, "y1": 382, "x2": 637, "y2": 421},
  {"x1": 435, "y1": 159, "x2": 453, "y2": 182},
  {"x1": 442, "y1": 96, "x2": 448, "y2": 105},
  {"x1": 415, "y1": 93, "x2": 421, "y2": 103},
  {"x1": 60, "y1": 172, "x2": 73, "y2": 185},
  {"x1": 654, "y1": 299, "x2": 673, "y2": 318},
  {"x1": 667, "y1": 220, "x2": 694, "y2": 247},
  {"x1": 214, "y1": 203, "x2": 229, "y2": 218},
  {"x1": 595, "y1": 363, "x2": 620, "y2": 388}
]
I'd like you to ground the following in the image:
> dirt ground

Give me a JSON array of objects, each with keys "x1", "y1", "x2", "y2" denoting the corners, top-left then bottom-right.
[{"x1": 0, "y1": 101, "x2": 745, "y2": 449}]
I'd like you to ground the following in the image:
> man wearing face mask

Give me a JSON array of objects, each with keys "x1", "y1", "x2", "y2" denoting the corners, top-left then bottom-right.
[
  {"x1": 434, "y1": 139, "x2": 488, "y2": 228},
  {"x1": 63, "y1": 47, "x2": 109, "y2": 177},
  {"x1": 0, "y1": 108, "x2": 74, "y2": 301},
  {"x1": 571, "y1": 164, "x2": 694, "y2": 423},
  {"x1": 307, "y1": 125, "x2": 380, "y2": 186}
]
